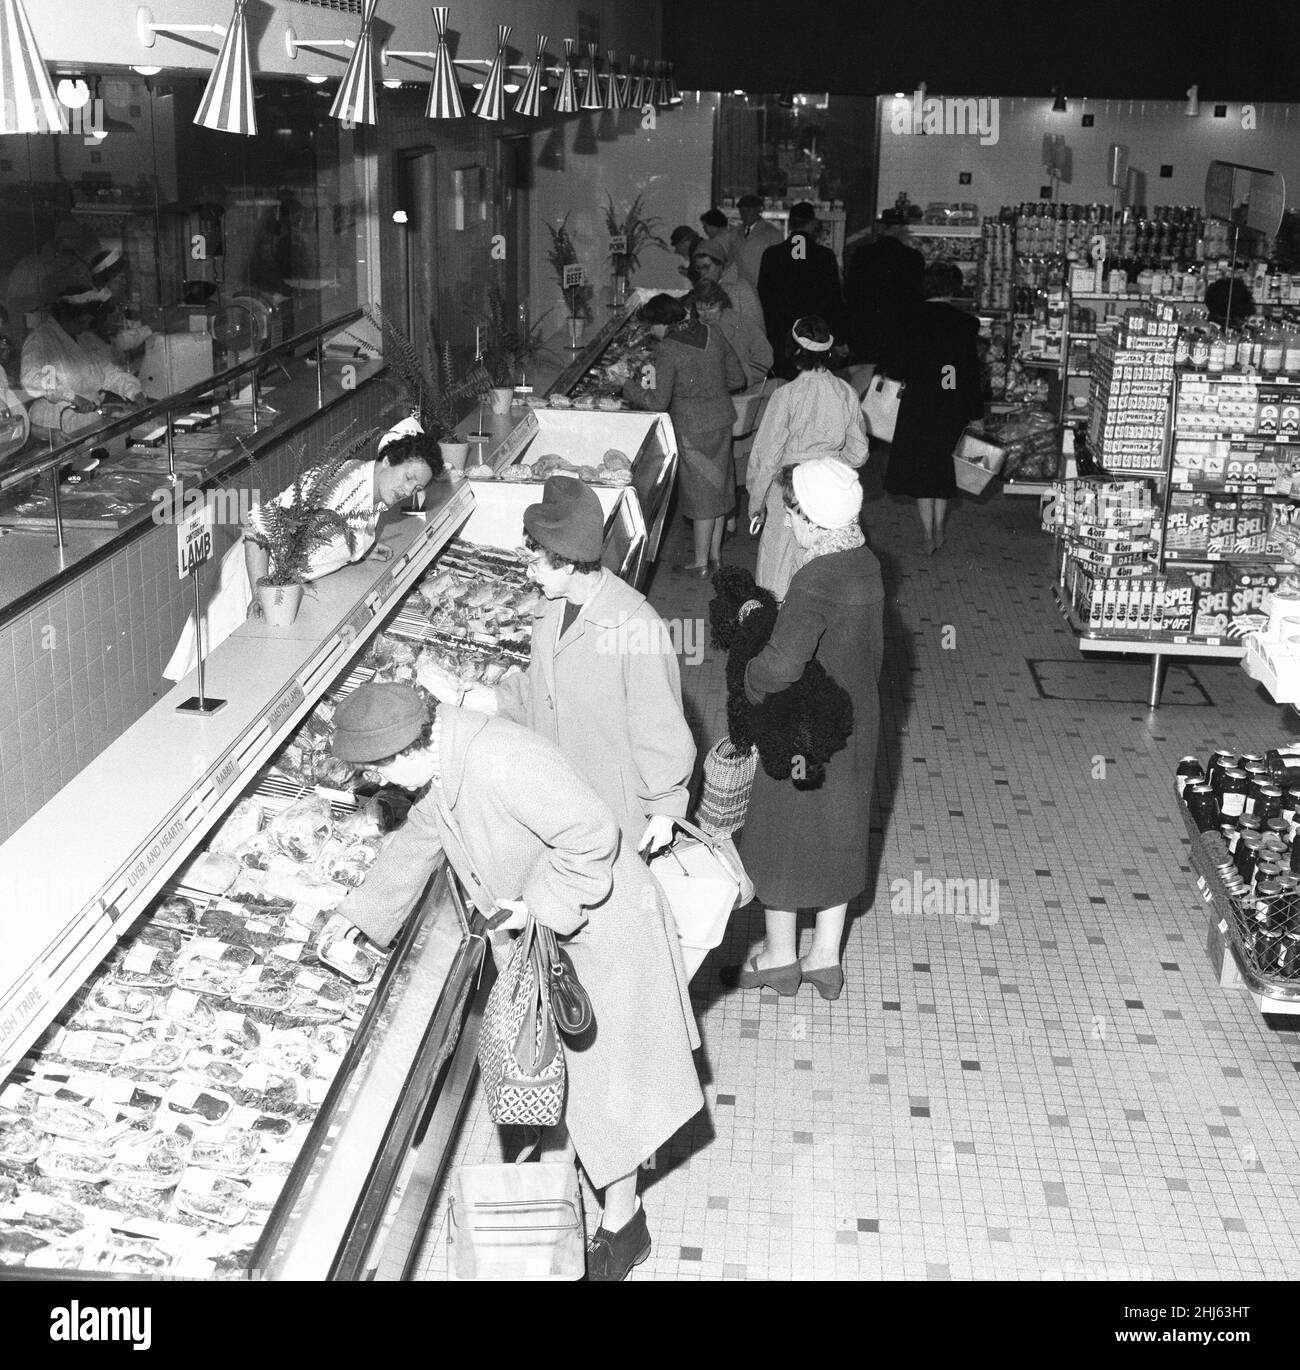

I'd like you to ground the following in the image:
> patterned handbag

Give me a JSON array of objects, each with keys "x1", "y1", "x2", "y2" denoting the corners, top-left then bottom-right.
[
  {"x1": 478, "y1": 917, "x2": 566, "y2": 1127},
  {"x1": 694, "y1": 737, "x2": 758, "y2": 839}
]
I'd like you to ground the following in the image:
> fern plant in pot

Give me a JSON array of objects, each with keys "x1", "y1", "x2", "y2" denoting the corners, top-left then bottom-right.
[{"x1": 246, "y1": 431, "x2": 376, "y2": 626}]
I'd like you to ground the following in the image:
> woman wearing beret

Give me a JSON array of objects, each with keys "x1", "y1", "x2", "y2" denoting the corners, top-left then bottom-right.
[
  {"x1": 730, "y1": 458, "x2": 884, "y2": 1001},
  {"x1": 332, "y1": 682, "x2": 704, "y2": 1280},
  {"x1": 418, "y1": 475, "x2": 695, "y2": 860},
  {"x1": 623, "y1": 293, "x2": 746, "y2": 577},
  {"x1": 746, "y1": 315, "x2": 868, "y2": 601}
]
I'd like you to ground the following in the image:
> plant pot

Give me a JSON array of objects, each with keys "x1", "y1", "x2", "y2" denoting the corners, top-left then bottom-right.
[
  {"x1": 257, "y1": 582, "x2": 304, "y2": 627},
  {"x1": 489, "y1": 387, "x2": 514, "y2": 415},
  {"x1": 439, "y1": 440, "x2": 470, "y2": 471}
]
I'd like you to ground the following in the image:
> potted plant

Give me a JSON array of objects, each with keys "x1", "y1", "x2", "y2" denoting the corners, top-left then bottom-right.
[
  {"x1": 603, "y1": 193, "x2": 666, "y2": 306},
  {"x1": 477, "y1": 286, "x2": 554, "y2": 410},
  {"x1": 545, "y1": 214, "x2": 592, "y2": 335},
  {"x1": 362, "y1": 304, "x2": 491, "y2": 470},
  {"x1": 246, "y1": 430, "x2": 377, "y2": 626}
]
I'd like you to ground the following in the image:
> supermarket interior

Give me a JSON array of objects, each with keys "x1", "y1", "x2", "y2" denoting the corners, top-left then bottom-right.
[{"x1": 3, "y1": 0, "x2": 1300, "y2": 1298}]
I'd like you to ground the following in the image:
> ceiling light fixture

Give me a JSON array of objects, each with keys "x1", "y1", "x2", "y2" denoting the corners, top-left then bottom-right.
[
  {"x1": 57, "y1": 77, "x2": 91, "y2": 108},
  {"x1": 511, "y1": 33, "x2": 546, "y2": 118},
  {"x1": 193, "y1": 0, "x2": 257, "y2": 135},
  {"x1": 329, "y1": 0, "x2": 379, "y2": 126},
  {"x1": 1051, "y1": 90, "x2": 1067, "y2": 113},
  {"x1": 471, "y1": 22, "x2": 509, "y2": 120},
  {"x1": 131, "y1": 65, "x2": 162, "y2": 76}
]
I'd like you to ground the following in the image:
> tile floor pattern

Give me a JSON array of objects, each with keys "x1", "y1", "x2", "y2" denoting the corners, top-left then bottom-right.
[{"x1": 391, "y1": 459, "x2": 1300, "y2": 1281}]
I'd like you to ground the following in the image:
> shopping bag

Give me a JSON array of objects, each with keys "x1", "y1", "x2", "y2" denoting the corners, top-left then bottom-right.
[
  {"x1": 694, "y1": 737, "x2": 758, "y2": 839},
  {"x1": 477, "y1": 917, "x2": 566, "y2": 1128},
  {"x1": 648, "y1": 818, "x2": 752, "y2": 959},
  {"x1": 860, "y1": 372, "x2": 904, "y2": 443},
  {"x1": 447, "y1": 1155, "x2": 585, "y2": 1280}
]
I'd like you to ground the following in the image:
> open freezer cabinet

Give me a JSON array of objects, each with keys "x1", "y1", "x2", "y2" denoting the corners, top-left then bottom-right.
[
  {"x1": 472, "y1": 407, "x2": 675, "y2": 580},
  {"x1": 0, "y1": 480, "x2": 496, "y2": 1280}
]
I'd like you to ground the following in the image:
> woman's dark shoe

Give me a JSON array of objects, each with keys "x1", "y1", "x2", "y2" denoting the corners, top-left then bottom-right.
[
  {"x1": 587, "y1": 1203, "x2": 651, "y2": 1281},
  {"x1": 725, "y1": 954, "x2": 802, "y2": 996},
  {"x1": 672, "y1": 562, "x2": 711, "y2": 578},
  {"x1": 801, "y1": 963, "x2": 845, "y2": 1001},
  {"x1": 708, "y1": 558, "x2": 722, "y2": 576}
]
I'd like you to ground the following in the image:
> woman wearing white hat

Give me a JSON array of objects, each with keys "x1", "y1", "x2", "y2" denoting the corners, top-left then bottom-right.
[
  {"x1": 746, "y1": 316, "x2": 868, "y2": 601},
  {"x1": 728, "y1": 457, "x2": 884, "y2": 1001},
  {"x1": 163, "y1": 419, "x2": 439, "y2": 679}
]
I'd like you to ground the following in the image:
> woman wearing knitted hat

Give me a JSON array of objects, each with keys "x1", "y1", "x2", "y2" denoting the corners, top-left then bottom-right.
[
  {"x1": 746, "y1": 316, "x2": 868, "y2": 601},
  {"x1": 330, "y1": 681, "x2": 704, "y2": 1280},
  {"x1": 726, "y1": 457, "x2": 884, "y2": 1001}
]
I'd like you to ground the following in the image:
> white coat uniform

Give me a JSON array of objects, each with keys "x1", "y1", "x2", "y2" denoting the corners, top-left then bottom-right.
[
  {"x1": 163, "y1": 460, "x2": 384, "y2": 680},
  {"x1": 20, "y1": 317, "x2": 143, "y2": 436}
]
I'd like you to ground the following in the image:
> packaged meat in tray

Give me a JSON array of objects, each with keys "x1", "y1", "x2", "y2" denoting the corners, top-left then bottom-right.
[
  {"x1": 36, "y1": 1147, "x2": 114, "y2": 1184},
  {"x1": 119, "y1": 1021, "x2": 192, "y2": 1072},
  {"x1": 99, "y1": 1181, "x2": 175, "y2": 1219},
  {"x1": 315, "y1": 914, "x2": 380, "y2": 984},
  {"x1": 189, "y1": 1130, "x2": 261, "y2": 1176},
  {"x1": 208, "y1": 798, "x2": 264, "y2": 855},
  {"x1": 177, "y1": 851, "x2": 241, "y2": 896},
  {"x1": 162, "y1": 1084, "x2": 234, "y2": 1127},
  {"x1": 180, "y1": 1048, "x2": 245, "y2": 1092},
  {"x1": 88, "y1": 983, "x2": 159, "y2": 1022},
  {"x1": 108, "y1": 943, "x2": 179, "y2": 990},
  {"x1": 174, "y1": 1170, "x2": 249, "y2": 1226},
  {"x1": 336, "y1": 797, "x2": 384, "y2": 842},
  {"x1": 0, "y1": 1116, "x2": 44, "y2": 1165},
  {"x1": 228, "y1": 966, "x2": 298, "y2": 1014},
  {"x1": 268, "y1": 795, "x2": 334, "y2": 863},
  {"x1": 114, "y1": 1128, "x2": 190, "y2": 1182},
  {"x1": 316, "y1": 837, "x2": 380, "y2": 890},
  {"x1": 153, "y1": 894, "x2": 201, "y2": 932},
  {"x1": 54, "y1": 1030, "x2": 132, "y2": 1067},
  {"x1": 98, "y1": 1233, "x2": 178, "y2": 1276}
]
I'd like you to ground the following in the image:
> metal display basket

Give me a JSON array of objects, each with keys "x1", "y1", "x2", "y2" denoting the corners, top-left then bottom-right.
[{"x1": 953, "y1": 427, "x2": 1007, "y2": 495}]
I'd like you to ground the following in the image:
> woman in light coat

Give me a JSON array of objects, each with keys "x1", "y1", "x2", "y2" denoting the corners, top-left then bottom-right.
[
  {"x1": 747, "y1": 315, "x2": 868, "y2": 600},
  {"x1": 333, "y1": 683, "x2": 704, "y2": 1282}
]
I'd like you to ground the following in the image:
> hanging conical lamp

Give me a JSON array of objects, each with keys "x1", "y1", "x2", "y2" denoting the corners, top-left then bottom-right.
[
  {"x1": 666, "y1": 61, "x2": 681, "y2": 104},
  {"x1": 193, "y1": 0, "x2": 257, "y2": 135},
  {"x1": 653, "y1": 60, "x2": 670, "y2": 107},
  {"x1": 579, "y1": 42, "x2": 601, "y2": 110},
  {"x1": 0, "y1": 0, "x2": 64, "y2": 133},
  {"x1": 603, "y1": 49, "x2": 624, "y2": 110},
  {"x1": 628, "y1": 56, "x2": 647, "y2": 107},
  {"x1": 425, "y1": 5, "x2": 464, "y2": 119},
  {"x1": 617, "y1": 53, "x2": 635, "y2": 107},
  {"x1": 553, "y1": 37, "x2": 578, "y2": 114},
  {"x1": 472, "y1": 22, "x2": 509, "y2": 120},
  {"x1": 329, "y1": 0, "x2": 378, "y2": 126},
  {"x1": 512, "y1": 33, "x2": 546, "y2": 118}
]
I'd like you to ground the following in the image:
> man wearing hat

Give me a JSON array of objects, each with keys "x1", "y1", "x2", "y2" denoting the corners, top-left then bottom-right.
[
  {"x1": 731, "y1": 195, "x2": 784, "y2": 292},
  {"x1": 329, "y1": 680, "x2": 704, "y2": 1280},
  {"x1": 698, "y1": 206, "x2": 735, "y2": 258},
  {"x1": 418, "y1": 474, "x2": 694, "y2": 858},
  {"x1": 757, "y1": 202, "x2": 846, "y2": 379},
  {"x1": 691, "y1": 238, "x2": 765, "y2": 333}
]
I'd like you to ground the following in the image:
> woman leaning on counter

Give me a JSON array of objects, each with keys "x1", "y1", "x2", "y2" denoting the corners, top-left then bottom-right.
[{"x1": 163, "y1": 417, "x2": 440, "y2": 679}]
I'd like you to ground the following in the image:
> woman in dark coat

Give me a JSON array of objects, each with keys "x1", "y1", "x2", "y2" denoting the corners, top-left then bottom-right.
[
  {"x1": 881, "y1": 262, "x2": 984, "y2": 553},
  {"x1": 845, "y1": 230, "x2": 924, "y2": 364},
  {"x1": 624, "y1": 293, "x2": 746, "y2": 576},
  {"x1": 731, "y1": 458, "x2": 884, "y2": 1001}
]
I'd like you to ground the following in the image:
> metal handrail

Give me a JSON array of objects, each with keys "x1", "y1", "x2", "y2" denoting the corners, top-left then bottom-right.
[{"x1": 0, "y1": 308, "x2": 368, "y2": 497}]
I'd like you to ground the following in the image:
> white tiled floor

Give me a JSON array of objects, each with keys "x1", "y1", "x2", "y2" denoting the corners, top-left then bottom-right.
[{"x1": 395, "y1": 453, "x2": 1300, "y2": 1281}]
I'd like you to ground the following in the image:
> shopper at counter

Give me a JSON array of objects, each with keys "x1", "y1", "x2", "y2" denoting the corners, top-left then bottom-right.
[
  {"x1": 20, "y1": 289, "x2": 145, "y2": 438},
  {"x1": 757, "y1": 203, "x2": 846, "y2": 379},
  {"x1": 623, "y1": 293, "x2": 747, "y2": 576},
  {"x1": 692, "y1": 279, "x2": 773, "y2": 386},
  {"x1": 728, "y1": 460, "x2": 883, "y2": 1001},
  {"x1": 331, "y1": 682, "x2": 704, "y2": 1281},
  {"x1": 699, "y1": 207, "x2": 736, "y2": 261},
  {"x1": 692, "y1": 240, "x2": 765, "y2": 333},
  {"x1": 669, "y1": 225, "x2": 703, "y2": 280},
  {"x1": 163, "y1": 419, "x2": 440, "y2": 679},
  {"x1": 418, "y1": 475, "x2": 695, "y2": 857},
  {"x1": 747, "y1": 316, "x2": 868, "y2": 599},
  {"x1": 879, "y1": 262, "x2": 984, "y2": 554}
]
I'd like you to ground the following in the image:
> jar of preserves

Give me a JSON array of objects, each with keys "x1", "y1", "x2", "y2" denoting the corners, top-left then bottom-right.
[
  {"x1": 1218, "y1": 768, "x2": 1251, "y2": 819},
  {"x1": 1261, "y1": 327, "x2": 1285, "y2": 375},
  {"x1": 1236, "y1": 830, "x2": 1264, "y2": 881},
  {"x1": 1207, "y1": 750, "x2": 1238, "y2": 791},
  {"x1": 1187, "y1": 783, "x2": 1219, "y2": 830},
  {"x1": 1207, "y1": 331, "x2": 1226, "y2": 374},
  {"x1": 1190, "y1": 330, "x2": 1211, "y2": 368},
  {"x1": 1254, "y1": 784, "x2": 1285, "y2": 822},
  {"x1": 1175, "y1": 755, "x2": 1205, "y2": 795}
]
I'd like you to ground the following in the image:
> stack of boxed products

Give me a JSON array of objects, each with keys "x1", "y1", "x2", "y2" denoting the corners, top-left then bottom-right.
[{"x1": 1085, "y1": 303, "x2": 1178, "y2": 472}]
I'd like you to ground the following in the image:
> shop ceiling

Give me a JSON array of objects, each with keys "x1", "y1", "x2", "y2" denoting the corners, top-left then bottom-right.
[{"x1": 666, "y1": 0, "x2": 1300, "y2": 102}]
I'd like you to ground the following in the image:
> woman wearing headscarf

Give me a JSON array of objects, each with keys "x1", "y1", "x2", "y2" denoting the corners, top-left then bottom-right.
[
  {"x1": 728, "y1": 459, "x2": 884, "y2": 1001},
  {"x1": 746, "y1": 315, "x2": 868, "y2": 600},
  {"x1": 623, "y1": 293, "x2": 746, "y2": 576},
  {"x1": 331, "y1": 682, "x2": 704, "y2": 1280},
  {"x1": 691, "y1": 280, "x2": 773, "y2": 387}
]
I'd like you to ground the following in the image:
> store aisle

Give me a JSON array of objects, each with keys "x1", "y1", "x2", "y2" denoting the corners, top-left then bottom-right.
[{"x1": 394, "y1": 457, "x2": 1300, "y2": 1282}]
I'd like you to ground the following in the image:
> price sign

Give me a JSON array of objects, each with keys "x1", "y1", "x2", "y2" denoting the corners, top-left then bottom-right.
[
  {"x1": 176, "y1": 506, "x2": 214, "y2": 582},
  {"x1": 608, "y1": 234, "x2": 628, "y2": 256},
  {"x1": 562, "y1": 264, "x2": 586, "y2": 289}
]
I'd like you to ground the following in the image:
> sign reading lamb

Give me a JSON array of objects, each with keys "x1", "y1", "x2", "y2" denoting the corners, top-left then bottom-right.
[{"x1": 891, "y1": 90, "x2": 999, "y2": 146}]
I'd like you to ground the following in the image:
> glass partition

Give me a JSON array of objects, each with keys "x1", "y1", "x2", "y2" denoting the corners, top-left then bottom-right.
[{"x1": 0, "y1": 74, "x2": 373, "y2": 616}]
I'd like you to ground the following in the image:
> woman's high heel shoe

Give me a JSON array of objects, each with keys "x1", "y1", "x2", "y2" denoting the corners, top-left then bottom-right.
[
  {"x1": 801, "y1": 964, "x2": 845, "y2": 1001},
  {"x1": 672, "y1": 562, "x2": 711, "y2": 578},
  {"x1": 729, "y1": 955, "x2": 802, "y2": 996}
]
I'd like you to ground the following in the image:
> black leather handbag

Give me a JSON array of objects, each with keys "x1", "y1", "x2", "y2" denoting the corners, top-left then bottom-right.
[{"x1": 535, "y1": 924, "x2": 595, "y2": 1041}]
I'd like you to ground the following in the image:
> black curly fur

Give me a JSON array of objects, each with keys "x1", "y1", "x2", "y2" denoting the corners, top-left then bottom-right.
[{"x1": 709, "y1": 566, "x2": 854, "y2": 790}]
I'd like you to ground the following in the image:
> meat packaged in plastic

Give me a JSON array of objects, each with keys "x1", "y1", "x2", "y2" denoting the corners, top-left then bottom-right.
[
  {"x1": 208, "y1": 798, "x2": 264, "y2": 855},
  {"x1": 268, "y1": 795, "x2": 334, "y2": 864}
]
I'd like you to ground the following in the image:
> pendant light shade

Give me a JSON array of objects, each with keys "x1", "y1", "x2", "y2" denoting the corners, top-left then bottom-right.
[
  {"x1": 0, "y1": 0, "x2": 64, "y2": 133},
  {"x1": 329, "y1": 0, "x2": 378, "y2": 126},
  {"x1": 630, "y1": 57, "x2": 649, "y2": 107},
  {"x1": 666, "y1": 61, "x2": 680, "y2": 103},
  {"x1": 579, "y1": 42, "x2": 601, "y2": 110},
  {"x1": 512, "y1": 33, "x2": 546, "y2": 118},
  {"x1": 426, "y1": 5, "x2": 464, "y2": 119},
  {"x1": 651, "y1": 60, "x2": 667, "y2": 107},
  {"x1": 194, "y1": 0, "x2": 257, "y2": 136},
  {"x1": 554, "y1": 37, "x2": 578, "y2": 114},
  {"x1": 617, "y1": 54, "x2": 635, "y2": 107},
  {"x1": 472, "y1": 22, "x2": 509, "y2": 120},
  {"x1": 603, "y1": 49, "x2": 624, "y2": 110}
]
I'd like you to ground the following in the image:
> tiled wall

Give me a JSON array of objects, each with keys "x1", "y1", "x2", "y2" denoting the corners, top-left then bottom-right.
[{"x1": 0, "y1": 383, "x2": 390, "y2": 845}]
